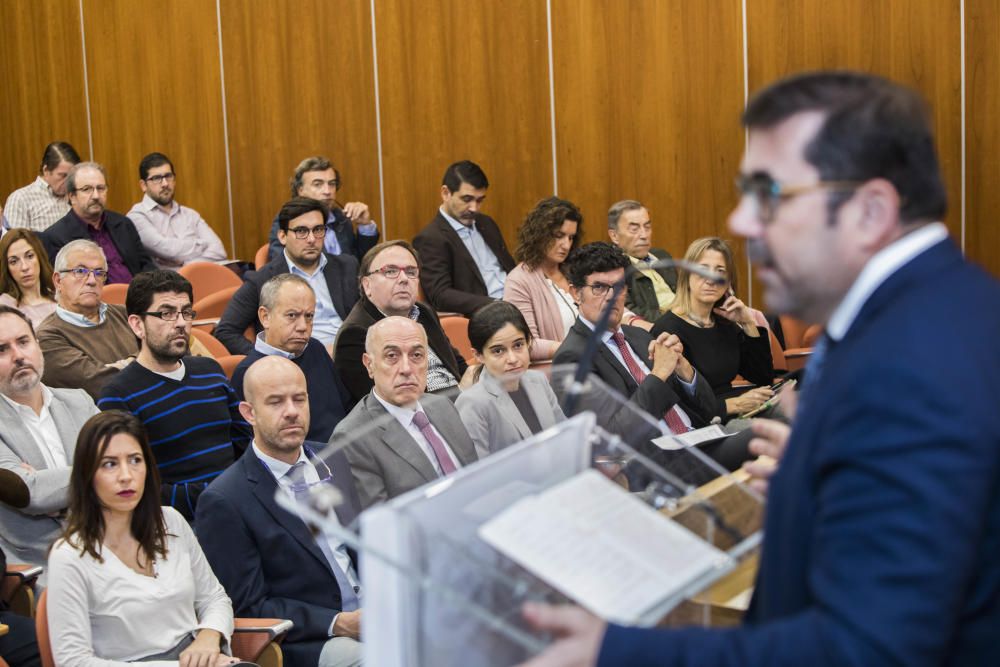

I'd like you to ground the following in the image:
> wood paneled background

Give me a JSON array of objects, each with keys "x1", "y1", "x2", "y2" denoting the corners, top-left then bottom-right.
[{"x1": 1, "y1": 0, "x2": 997, "y2": 301}]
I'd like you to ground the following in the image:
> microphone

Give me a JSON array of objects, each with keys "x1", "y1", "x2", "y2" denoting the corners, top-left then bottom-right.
[{"x1": 562, "y1": 257, "x2": 725, "y2": 415}]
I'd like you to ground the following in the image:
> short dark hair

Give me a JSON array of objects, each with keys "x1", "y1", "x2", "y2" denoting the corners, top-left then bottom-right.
[
  {"x1": 566, "y1": 242, "x2": 630, "y2": 287},
  {"x1": 62, "y1": 411, "x2": 168, "y2": 565},
  {"x1": 442, "y1": 160, "x2": 488, "y2": 192},
  {"x1": 40, "y1": 142, "x2": 81, "y2": 174},
  {"x1": 515, "y1": 197, "x2": 583, "y2": 269},
  {"x1": 277, "y1": 197, "x2": 330, "y2": 232},
  {"x1": 125, "y1": 270, "x2": 193, "y2": 316},
  {"x1": 290, "y1": 156, "x2": 340, "y2": 198},
  {"x1": 358, "y1": 240, "x2": 421, "y2": 286},
  {"x1": 138, "y1": 152, "x2": 173, "y2": 181},
  {"x1": 743, "y1": 71, "x2": 947, "y2": 224},
  {"x1": 0, "y1": 304, "x2": 36, "y2": 338},
  {"x1": 468, "y1": 300, "x2": 532, "y2": 353}
]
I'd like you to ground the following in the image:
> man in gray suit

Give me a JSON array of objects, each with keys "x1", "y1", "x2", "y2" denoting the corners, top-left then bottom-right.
[
  {"x1": 0, "y1": 305, "x2": 98, "y2": 570},
  {"x1": 332, "y1": 317, "x2": 477, "y2": 510}
]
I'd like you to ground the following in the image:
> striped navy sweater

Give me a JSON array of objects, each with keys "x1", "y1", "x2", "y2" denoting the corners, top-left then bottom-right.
[{"x1": 98, "y1": 355, "x2": 252, "y2": 519}]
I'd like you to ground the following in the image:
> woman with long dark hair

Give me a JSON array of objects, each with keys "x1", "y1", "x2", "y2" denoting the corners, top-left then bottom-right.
[
  {"x1": 0, "y1": 228, "x2": 57, "y2": 326},
  {"x1": 46, "y1": 411, "x2": 242, "y2": 667},
  {"x1": 456, "y1": 301, "x2": 565, "y2": 457}
]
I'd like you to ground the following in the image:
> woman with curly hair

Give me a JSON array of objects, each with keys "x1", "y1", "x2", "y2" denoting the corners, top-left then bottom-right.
[{"x1": 0, "y1": 228, "x2": 57, "y2": 326}]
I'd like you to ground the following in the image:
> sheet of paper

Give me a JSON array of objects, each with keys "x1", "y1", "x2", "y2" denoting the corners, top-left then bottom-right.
[
  {"x1": 478, "y1": 470, "x2": 730, "y2": 625},
  {"x1": 652, "y1": 424, "x2": 730, "y2": 450}
]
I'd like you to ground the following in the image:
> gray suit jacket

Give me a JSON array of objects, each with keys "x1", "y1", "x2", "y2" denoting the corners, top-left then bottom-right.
[
  {"x1": 455, "y1": 369, "x2": 564, "y2": 458},
  {"x1": 332, "y1": 392, "x2": 478, "y2": 510},
  {"x1": 0, "y1": 386, "x2": 98, "y2": 568}
]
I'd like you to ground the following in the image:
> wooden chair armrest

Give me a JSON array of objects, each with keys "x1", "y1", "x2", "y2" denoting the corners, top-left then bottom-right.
[
  {"x1": 233, "y1": 618, "x2": 293, "y2": 640},
  {"x1": 232, "y1": 618, "x2": 293, "y2": 667},
  {"x1": 783, "y1": 347, "x2": 813, "y2": 373},
  {"x1": 5, "y1": 564, "x2": 42, "y2": 581},
  {"x1": 3, "y1": 565, "x2": 42, "y2": 616}
]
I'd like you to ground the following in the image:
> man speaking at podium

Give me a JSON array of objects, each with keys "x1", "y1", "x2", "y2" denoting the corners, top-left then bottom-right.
[{"x1": 520, "y1": 72, "x2": 1000, "y2": 666}]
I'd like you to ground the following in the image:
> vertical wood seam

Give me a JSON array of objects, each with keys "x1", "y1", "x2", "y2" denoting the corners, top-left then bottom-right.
[
  {"x1": 77, "y1": 0, "x2": 94, "y2": 160},
  {"x1": 370, "y1": 0, "x2": 388, "y2": 240},
  {"x1": 546, "y1": 0, "x2": 559, "y2": 195},
  {"x1": 741, "y1": 0, "x2": 752, "y2": 307},
  {"x1": 215, "y1": 0, "x2": 237, "y2": 256},
  {"x1": 960, "y1": 0, "x2": 967, "y2": 253}
]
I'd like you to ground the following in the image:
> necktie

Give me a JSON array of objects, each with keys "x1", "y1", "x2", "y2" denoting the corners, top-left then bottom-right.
[
  {"x1": 610, "y1": 331, "x2": 688, "y2": 434},
  {"x1": 411, "y1": 411, "x2": 458, "y2": 475},
  {"x1": 286, "y1": 461, "x2": 360, "y2": 611}
]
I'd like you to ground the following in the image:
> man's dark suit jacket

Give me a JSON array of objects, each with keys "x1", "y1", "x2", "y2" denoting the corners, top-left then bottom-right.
[
  {"x1": 624, "y1": 247, "x2": 678, "y2": 322},
  {"x1": 214, "y1": 252, "x2": 359, "y2": 354},
  {"x1": 413, "y1": 211, "x2": 516, "y2": 316},
  {"x1": 266, "y1": 209, "x2": 379, "y2": 263},
  {"x1": 41, "y1": 210, "x2": 156, "y2": 277},
  {"x1": 552, "y1": 319, "x2": 717, "y2": 435},
  {"x1": 195, "y1": 443, "x2": 362, "y2": 667},
  {"x1": 333, "y1": 296, "x2": 468, "y2": 402},
  {"x1": 598, "y1": 237, "x2": 1000, "y2": 665}
]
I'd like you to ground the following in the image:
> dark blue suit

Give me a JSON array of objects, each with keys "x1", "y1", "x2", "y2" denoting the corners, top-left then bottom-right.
[
  {"x1": 195, "y1": 443, "x2": 362, "y2": 667},
  {"x1": 598, "y1": 237, "x2": 1000, "y2": 666}
]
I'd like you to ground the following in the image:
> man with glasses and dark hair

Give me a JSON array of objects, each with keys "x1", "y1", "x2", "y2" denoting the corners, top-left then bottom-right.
[
  {"x1": 2, "y1": 141, "x2": 80, "y2": 232},
  {"x1": 230, "y1": 274, "x2": 352, "y2": 442},
  {"x1": 126, "y1": 152, "x2": 227, "y2": 269},
  {"x1": 334, "y1": 240, "x2": 468, "y2": 402},
  {"x1": 39, "y1": 162, "x2": 155, "y2": 283},
  {"x1": 552, "y1": 241, "x2": 716, "y2": 435},
  {"x1": 413, "y1": 160, "x2": 516, "y2": 316},
  {"x1": 197, "y1": 356, "x2": 365, "y2": 667},
  {"x1": 215, "y1": 197, "x2": 359, "y2": 355},
  {"x1": 97, "y1": 270, "x2": 250, "y2": 521},
  {"x1": 266, "y1": 156, "x2": 379, "y2": 263},
  {"x1": 36, "y1": 240, "x2": 138, "y2": 398}
]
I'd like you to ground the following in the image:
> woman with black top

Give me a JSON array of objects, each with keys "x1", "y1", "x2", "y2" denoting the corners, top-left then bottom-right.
[
  {"x1": 651, "y1": 237, "x2": 774, "y2": 420},
  {"x1": 455, "y1": 301, "x2": 565, "y2": 458}
]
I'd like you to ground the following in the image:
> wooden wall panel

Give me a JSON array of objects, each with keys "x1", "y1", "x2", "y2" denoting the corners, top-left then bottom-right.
[
  {"x1": 81, "y1": 0, "x2": 232, "y2": 253},
  {"x1": 374, "y1": 0, "x2": 553, "y2": 248},
  {"x1": 746, "y1": 0, "x2": 963, "y2": 241},
  {"x1": 966, "y1": 0, "x2": 1000, "y2": 277},
  {"x1": 221, "y1": 0, "x2": 380, "y2": 260},
  {"x1": 551, "y1": 0, "x2": 746, "y2": 261},
  {"x1": 0, "y1": 0, "x2": 89, "y2": 208}
]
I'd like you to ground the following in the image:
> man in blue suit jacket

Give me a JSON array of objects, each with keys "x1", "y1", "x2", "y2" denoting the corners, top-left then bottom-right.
[
  {"x1": 195, "y1": 356, "x2": 364, "y2": 667},
  {"x1": 519, "y1": 72, "x2": 1000, "y2": 667}
]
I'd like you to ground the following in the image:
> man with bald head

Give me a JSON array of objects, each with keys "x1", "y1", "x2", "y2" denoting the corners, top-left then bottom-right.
[
  {"x1": 197, "y1": 356, "x2": 365, "y2": 667},
  {"x1": 332, "y1": 316, "x2": 477, "y2": 510},
  {"x1": 230, "y1": 273, "x2": 353, "y2": 442}
]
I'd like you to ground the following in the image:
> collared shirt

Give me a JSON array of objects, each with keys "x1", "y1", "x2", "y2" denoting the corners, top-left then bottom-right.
[
  {"x1": 382, "y1": 303, "x2": 457, "y2": 391},
  {"x1": 630, "y1": 254, "x2": 675, "y2": 315},
  {"x1": 439, "y1": 207, "x2": 507, "y2": 299},
  {"x1": 579, "y1": 317, "x2": 695, "y2": 429},
  {"x1": 127, "y1": 194, "x2": 227, "y2": 269},
  {"x1": 285, "y1": 251, "x2": 342, "y2": 344},
  {"x1": 2, "y1": 176, "x2": 70, "y2": 232},
  {"x1": 251, "y1": 441, "x2": 360, "y2": 597},
  {"x1": 371, "y1": 389, "x2": 461, "y2": 475},
  {"x1": 0, "y1": 385, "x2": 68, "y2": 470},
  {"x1": 253, "y1": 332, "x2": 301, "y2": 360},
  {"x1": 68, "y1": 210, "x2": 132, "y2": 284},
  {"x1": 827, "y1": 223, "x2": 949, "y2": 342},
  {"x1": 323, "y1": 211, "x2": 378, "y2": 256},
  {"x1": 55, "y1": 303, "x2": 108, "y2": 327}
]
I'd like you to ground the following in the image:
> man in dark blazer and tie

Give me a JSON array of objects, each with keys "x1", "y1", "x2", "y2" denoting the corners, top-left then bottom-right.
[
  {"x1": 196, "y1": 356, "x2": 364, "y2": 667},
  {"x1": 520, "y1": 72, "x2": 1000, "y2": 667},
  {"x1": 413, "y1": 160, "x2": 516, "y2": 316},
  {"x1": 215, "y1": 197, "x2": 359, "y2": 355},
  {"x1": 332, "y1": 316, "x2": 478, "y2": 510}
]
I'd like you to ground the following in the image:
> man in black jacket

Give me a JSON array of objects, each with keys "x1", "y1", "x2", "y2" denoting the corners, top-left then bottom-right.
[
  {"x1": 607, "y1": 199, "x2": 678, "y2": 323},
  {"x1": 40, "y1": 162, "x2": 155, "y2": 283},
  {"x1": 215, "y1": 197, "x2": 359, "y2": 355}
]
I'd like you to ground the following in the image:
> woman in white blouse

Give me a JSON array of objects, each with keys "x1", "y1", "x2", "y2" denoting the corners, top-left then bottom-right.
[{"x1": 47, "y1": 411, "x2": 243, "y2": 667}]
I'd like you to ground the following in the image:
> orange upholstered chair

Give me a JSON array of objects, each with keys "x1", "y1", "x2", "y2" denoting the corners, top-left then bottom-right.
[
  {"x1": 178, "y1": 262, "x2": 243, "y2": 303},
  {"x1": 101, "y1": 283, "x2": 128, "y2": 306},
  {"x1": 190, "y1": 328, "x2": 229, "y2": 359},
  {"x1": 441, "y1": 315, "x2": 475, "y2": 364},
  {"x1": 254, "y1": 244, "x2": 269, "y2": 270}
]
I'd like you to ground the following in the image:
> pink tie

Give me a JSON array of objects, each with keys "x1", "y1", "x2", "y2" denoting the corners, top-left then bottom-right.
[
  {"x1": 411, "y1": 410, "x2": 458, "y2": 475},
  {"x1": 610, "y1": 331, "x2": 688, "y2": 434}
]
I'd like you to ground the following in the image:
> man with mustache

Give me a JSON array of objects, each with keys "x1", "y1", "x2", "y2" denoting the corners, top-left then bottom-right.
[
  {"x1": 413, "y1": 160, "x2": 516, "y2": 317},
  {"x1": 0, "y1": 305, "x2": 98, "y2": 572},
  {"x1": 97, "y1": 270, "x2": 250, "y2": 521},
  {"x1": 39, "y1": 162, "x2": 155, "y2": 284},
  {"x1": 230, "y1": 274, "x2": 352, "y2": 443},
  {"x1": 333, "y1": 316, "x2": 477, "y2": 510},
  {"x1": 126, "y1": 152, "x2": 228, "y2": 269}
]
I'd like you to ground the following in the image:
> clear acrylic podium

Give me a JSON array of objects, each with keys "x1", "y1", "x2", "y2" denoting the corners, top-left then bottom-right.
[{"x1": 281, "y1": 366, "x2": 765, "y2": 667}]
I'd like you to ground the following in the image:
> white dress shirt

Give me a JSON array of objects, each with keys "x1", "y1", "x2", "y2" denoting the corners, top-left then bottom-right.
[
  {"x1": 372, "y1": 389, "x2": 462, "y2": 475},
  {"x1": 0, "y1": 385, "x2": 68, "y2": 470},
  {"x1": 127, "y1": 195, "x2": 227, "y2": 269},
  {"x1": 440, "y1": 207, "x2": 507, "y2": 299}
]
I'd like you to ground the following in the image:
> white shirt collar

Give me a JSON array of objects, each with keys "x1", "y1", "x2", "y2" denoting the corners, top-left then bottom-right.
[
  {"x1": 826, "y1": 222, "x2": 948, "y2": 341},
  {"x1": 0, "y1": 384, "x2": 53, "y2": 416},
  {"x1": 55, "y1": 303, "x2": 108, "y2": 327},
  {"x1": 440, "y1": 206, "x2": 473, "y2": 232},
  {"x1": 578, "y1": 316, "x2": 619, "y2": 344},
  {"x1": 253, "y1": 332, "x2": 302, "y2": 359},
  {"x1": 372, "y1": 387, "x2": 424, "y2": 425},
  {"x1": 285, "y1": 249, "x2": 327, "y2": 279},
  {"x1": 252, "y1": 440, "x2": 307, "y2": 480},
  {"x1": 140, "y1": 193, "x2": 177, "y2": 215}
]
